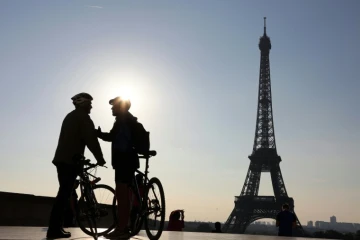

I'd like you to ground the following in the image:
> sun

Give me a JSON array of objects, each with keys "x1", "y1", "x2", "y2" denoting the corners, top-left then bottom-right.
[
  {"x1": 118, "y1": 86, "x2": 133, "y2": 101},
  {"x1": 99, "y1": 71, "x2": 146, "y2": 106},
  {"x1": 104, "y1": 84, "x2": 134, "y2": 101}
]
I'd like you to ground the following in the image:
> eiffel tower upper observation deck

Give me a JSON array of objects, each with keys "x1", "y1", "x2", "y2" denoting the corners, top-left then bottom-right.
[{"x1": 222, "y1": 18, "x2": 304, "y2": 235}]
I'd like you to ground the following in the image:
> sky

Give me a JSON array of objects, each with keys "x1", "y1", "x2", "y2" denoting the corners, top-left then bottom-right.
[{"x1": 0, "y1": 0, "x2": 359, "y2": 225}]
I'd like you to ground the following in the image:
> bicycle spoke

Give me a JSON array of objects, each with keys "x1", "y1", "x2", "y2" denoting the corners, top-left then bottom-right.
[{"x1": 77, "y1": 185, "x2": 116, "y2": 237}]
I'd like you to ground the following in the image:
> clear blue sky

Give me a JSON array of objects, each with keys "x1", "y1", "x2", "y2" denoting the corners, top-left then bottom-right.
[{"x1": 0, "y1": 0, "x2": 359, "y2": 224}]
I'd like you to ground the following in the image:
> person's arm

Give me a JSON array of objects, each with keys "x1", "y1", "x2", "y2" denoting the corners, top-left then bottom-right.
[
  {"x1": 276, "y1": 212, "x2": 280, "y2": 227},
  {"x1": 97, "y1": 125, "x2": 115, "y2": 142},
  {"x1": 80, "y1": 115, "x2": 105, "y2": 164}
]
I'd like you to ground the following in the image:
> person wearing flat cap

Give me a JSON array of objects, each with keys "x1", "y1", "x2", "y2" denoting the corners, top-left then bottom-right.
[{"x1": 97, "y1": 96, "x2": 147, "y2": 239}]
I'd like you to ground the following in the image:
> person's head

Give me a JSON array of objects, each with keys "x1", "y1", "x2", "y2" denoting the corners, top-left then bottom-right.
[
  {"x1": 282, "y1": 203, "x2": 290, "y2": 211},
  {"x1": 109, "y1": 96, "x2": 131, "y2": 116},
  {"x1": 171, "y1": 211, "x2": 181, "y2": 220},
  {"x1": 71, "y1": 93, "x2": 93, "y2": 114},
  {"x1": 215, "y1": 222, "x2": 221, "y2": 230}
]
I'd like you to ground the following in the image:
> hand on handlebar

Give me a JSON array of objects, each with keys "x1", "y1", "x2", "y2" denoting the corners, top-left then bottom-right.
[
  {"x1": 97, "y1": 126, "x2": 102, "y2": 137},
  {"x1": 97, "y1": 157, "x2": 106, "y2": 166}
]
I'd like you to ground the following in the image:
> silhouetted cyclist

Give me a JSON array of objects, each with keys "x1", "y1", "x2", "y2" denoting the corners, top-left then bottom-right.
[
  {"x1": 276, "y1": 203, "x2": 296, "y2": 237},
  {"x1": 47, "y1": 93, "x2": 106, "y2": 239},
  {"x1": 98, "y1": 96, "x2": 148, "y2": 239}
]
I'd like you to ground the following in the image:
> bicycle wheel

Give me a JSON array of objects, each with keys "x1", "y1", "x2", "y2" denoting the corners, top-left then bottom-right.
[
  {"x1": 144, "y1": 177, "x2": 165, "y2": 240},
  {"x1": 76, "y1": 184, "x2": 116, "y2": 237},
  {"x1": 130, "y1": 207, "x2": 144, "y2": 236},
  {"x1": 130, "y1": 212, "x2": 144, "y2": 236}
]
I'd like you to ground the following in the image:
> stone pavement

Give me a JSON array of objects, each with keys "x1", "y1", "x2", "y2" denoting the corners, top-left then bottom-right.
[{"x1": 0, "y1": 227, "x2": 314, "y2": 240}]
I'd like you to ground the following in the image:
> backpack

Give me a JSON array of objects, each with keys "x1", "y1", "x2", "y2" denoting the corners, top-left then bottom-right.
[{"x1": 131, "y1": 121, "x2": 150, "y2": 155}]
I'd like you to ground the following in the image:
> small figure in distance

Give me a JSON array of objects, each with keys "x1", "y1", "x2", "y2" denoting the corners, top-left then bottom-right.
[
  {"x1": 276, "y1": 203, "x2": 297, "y2": 237},
  {"x1": 167, "y1": 210, "x2": 185, "y2": 231},
  {"x1": 212, "y1": 222, "x2": 222, "y2": 233}
]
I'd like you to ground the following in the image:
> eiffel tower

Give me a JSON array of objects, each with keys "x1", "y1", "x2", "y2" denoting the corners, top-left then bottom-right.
[{"x1": 222, "y1": 18, "x2": 303, "y2": 234}]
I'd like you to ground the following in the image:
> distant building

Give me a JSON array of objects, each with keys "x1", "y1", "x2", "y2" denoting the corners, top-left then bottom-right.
[
  {"x1": 312, "y1": 219, "x2": 360, "y2": 233},
  {"x1": 307, "y1": 221, "x2": 313, "y2": 227},
  {"x1": 337, "y1": 222, "x2": 355, "y2": 232},
  {"x1": 354, "y1": 223, "x2": 360, "y2": 230},
  {"x1": 315, "y1": 221, "x2": 330, "y2": 229},
  {"x1": 322, "y1": 222, "x2": 330, "y2": 229}
]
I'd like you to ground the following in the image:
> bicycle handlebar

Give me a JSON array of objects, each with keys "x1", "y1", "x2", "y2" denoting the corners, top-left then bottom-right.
[
  {"x1": 138, "y1": 150, "x2": 157, "y2": 159},
  {"x1": 79, "y1": 149, "x2": 156, "y2": 170},
  {"x1": 82, "y1": 160, "x2": 107, "y2": 171}
]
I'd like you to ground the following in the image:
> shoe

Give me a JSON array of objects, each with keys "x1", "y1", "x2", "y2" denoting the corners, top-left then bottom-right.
[
  {"x1": 61, "y1": 228, "x2": 70, "y2": 234},
  {"x1": 104, "y1": 227, "x2": 130, "y2": 239},
  {"x1": 46, "y1": 229, "x2": 71, "y2": 239}
]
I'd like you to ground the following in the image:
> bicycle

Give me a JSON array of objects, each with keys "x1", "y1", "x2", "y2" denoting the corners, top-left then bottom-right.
[
  {"x1": 74, "y1": 156, "x2": 116, "y2": 239},
  {"x1": 113, "y1": 150, "x2": 166, "y2": 240}
]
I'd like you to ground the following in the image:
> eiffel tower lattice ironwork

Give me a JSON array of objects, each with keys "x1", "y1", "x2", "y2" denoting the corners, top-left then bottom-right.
[{"x1": 222, "y1": 18, "x2": 303, "y2": 235}]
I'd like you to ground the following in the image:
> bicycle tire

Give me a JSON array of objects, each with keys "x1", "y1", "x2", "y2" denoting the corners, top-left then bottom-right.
[
  {"x1": 144, "y1": 177, "x2": 166, "y2": 240},
  {"x1": 76, "y1": 184, "x2": 116, "y2": 237},
  {"x1": 131, "y1": 212, "x2": 144, "y2": 236}
]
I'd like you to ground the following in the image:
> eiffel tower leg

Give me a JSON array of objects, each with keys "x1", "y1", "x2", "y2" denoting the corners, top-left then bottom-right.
[
  {"x1": 241, "y1": 161, "x2": 262, "y2": 196},
  {"x1": 270, "y1": 164, "x2": 288, "y2": 197},
  {"x1": 223, "y1": 207, "x2": 252, "y2": 234}
]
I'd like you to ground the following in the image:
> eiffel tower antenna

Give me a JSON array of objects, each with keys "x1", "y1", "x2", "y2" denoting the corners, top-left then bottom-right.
[{"x1": 264, "y1": 17, "x2": 267, "y2": 35}]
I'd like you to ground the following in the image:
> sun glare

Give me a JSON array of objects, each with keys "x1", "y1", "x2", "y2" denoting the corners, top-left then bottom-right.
[
  {"x1": 105, "y1": 85, "x2": 134, "y2": 102},
  {"x1": 102, "y1": 83, "x2": 138, "y2": 105},
  {"x1": 99, "y1": 71, "x2": 148, "y2": 107},
  {"x1": 118, "y1": 87, "x2": 132, "y2": 100}
]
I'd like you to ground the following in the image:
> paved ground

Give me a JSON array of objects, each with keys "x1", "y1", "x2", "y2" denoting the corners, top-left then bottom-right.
[{"x1": 0, "y1": 227, "x2": 314, "y2": 240}]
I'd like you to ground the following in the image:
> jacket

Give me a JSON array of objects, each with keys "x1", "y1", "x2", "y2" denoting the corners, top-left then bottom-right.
[
  {"x1": 52, "y1": 108, "x2": 104, "y2": 166},
  {"x1": 98, "y1": 112, "x2": 141, "y2": 170}
]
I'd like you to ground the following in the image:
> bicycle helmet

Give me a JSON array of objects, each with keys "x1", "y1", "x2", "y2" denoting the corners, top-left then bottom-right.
[
  {"x1": 109, "y1": 96, "x2": 131, "y2": 110},
  {"x1": 71, "y1": 92, "x2": 93, "y2": 106}
]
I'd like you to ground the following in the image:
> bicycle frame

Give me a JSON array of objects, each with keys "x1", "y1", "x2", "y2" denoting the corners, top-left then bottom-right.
[
  {"x1": 131, "y1": 155, "x2": 150, "y2": 212},
  {"x1": 79, "y1": 166, "x2": 100, "y2": 203},
  {"x1": 130, "y1": 154, "x2": 161, "y2": 217},
  {"x1": 77, "y1": 162, "x2": 104, "y2": 237}
]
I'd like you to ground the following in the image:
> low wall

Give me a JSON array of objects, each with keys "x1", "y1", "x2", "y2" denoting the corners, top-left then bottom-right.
[
  {"x1": 0, "y1": 192, "x2": 54, "y2": 226},
  {"x1": 0, "y1": 191, "x2": 115, "y2": 228}
]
